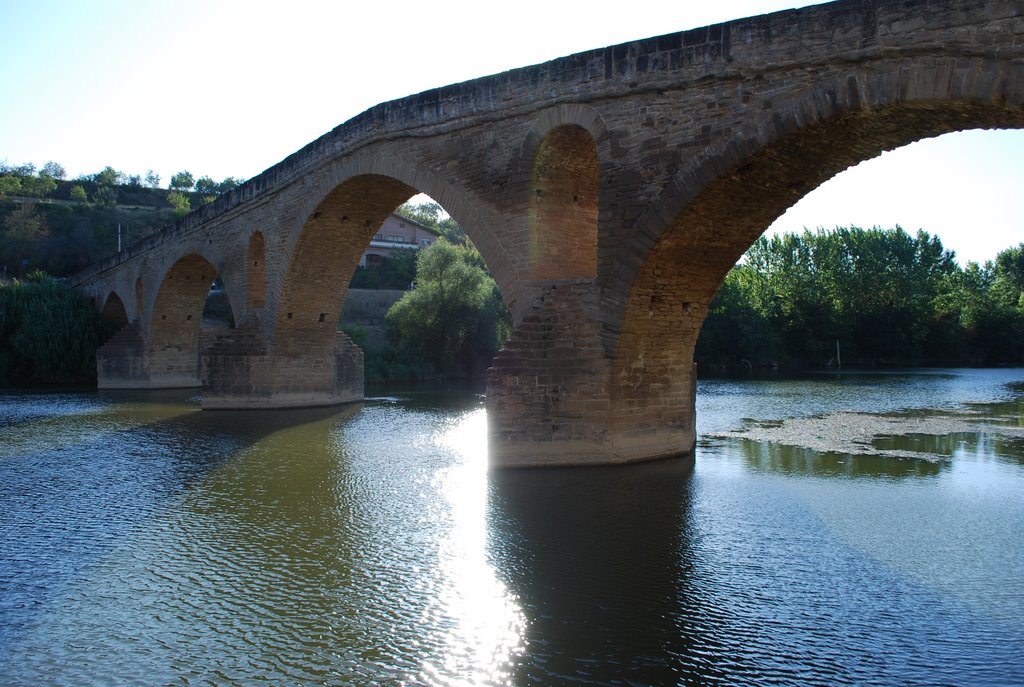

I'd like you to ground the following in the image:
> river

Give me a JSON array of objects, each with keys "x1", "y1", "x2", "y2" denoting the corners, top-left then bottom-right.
[{"x1": 1, "y1": 368, "x2": 1023, "y2": 686}]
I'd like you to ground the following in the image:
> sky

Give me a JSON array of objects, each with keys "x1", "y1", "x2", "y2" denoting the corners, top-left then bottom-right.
[{"x1": 1, "y1": 0, "x2": 1020, "y2": 265}]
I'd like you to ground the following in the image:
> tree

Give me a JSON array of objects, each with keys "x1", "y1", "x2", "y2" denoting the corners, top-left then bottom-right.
[
  {"x1": 696, "y1": 226, "x2": 982, "y2": 370},
  {"x1": 386, "y1": 239, "x2": 509, "y2": 378},
  {"x1": 195, "y1": 176, "x2": 218, "y2": 195},
  {"x1": 19, "y1": 174, "x2": 57, "y2": 198},
  {"x1": 0, "y1": 273, "x2": 108, "y2": 384},
  {"x1": 92, "y1": 185, "x2": 117, "y2": 206},
  {"x1": 167, "y1": 190, "x2": 191, "y2": 217},
  {"x1": 992, "y1": 244, "x2": 1024, "y2": 309},
  {"x1": 40, "y1": 161, "x2": 66, "y2": 180},
  {"x1": 93, "y1": 166, "x2": 122, "y2": 186},
  {"x1": 0, "y1": 176, "x2": 21, "y2": 198},
  {"x1": 145, "y1": 170, "x2": 161, "y2": 188},
  {"x1": 69, "y1": 185, "x2": 88, "y2": 203},
  {"x1": 217, "y1": 177, "x2": 240, "y2": 193},
  {"x1": 1, "y1": 204, "x2": 49, "y2": 276},
  {"x1": 169, "y1": 171, "x2": 195, "y2": 191}
]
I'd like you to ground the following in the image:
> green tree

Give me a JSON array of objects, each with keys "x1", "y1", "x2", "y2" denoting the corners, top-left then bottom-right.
[
  {"x1": 92, "y1": 185, "x2": 117, "y2": 206},
  {"x1": 93, "y1": 166, "x2": 122, "y2": 186},
  {"x1": 69, "y1": 185, "x2": 88, "y2": 203},
  {"x1": 145, "y1": 170, "x2": 161, "y2": 188},
  {"x1": 40, "y1": 161, "x2": 66, "y2": 180},
  {"x1": 697, "y1": 226, "x2": 979, "y2": 370},
  {"x1": 386, "y1": 239, "x2": 509, "y2": 378},
  {"x1": 217, "y1": 177, "x2": 240, "y2": 193},
  {"x1": 991, "y1": 244, "x2": 1024, "y2": 309},
  {"x1": 169, "y1": 171, "x2": 195, "y2": 191},
  {"x1": 195, "y1": 176, "x2": 218, "y2": 195},
  {"x1": 19, "y1": 174, "x2": 57, "y2": 198},
  {"x1": 167, "y1": 190, "x2": 191, "y2": 217},
  {"x1": 1, "y1": 204, "x2": 49, "y2": 277},
  {"x1": 0, "y1": 175, "x2": 21, "y2": 198}
]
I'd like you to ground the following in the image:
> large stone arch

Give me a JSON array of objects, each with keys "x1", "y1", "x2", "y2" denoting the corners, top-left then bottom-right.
[
  {"x1": 264, "y1": 174, "x2": 414, "y2": 405},
  {"x1": 273, "y1": 174, "x2": 415, "y2": 354},
  {"x1": 607, "y1": 56, "x2": 1024, "y2": 456},
  {"x1": 291, "y1": 154, "x2": 519, "y2": 315}
]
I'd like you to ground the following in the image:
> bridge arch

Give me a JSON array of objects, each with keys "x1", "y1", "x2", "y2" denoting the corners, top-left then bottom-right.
[
  {"x1": 148, "y1": 253, "x2": 228, "y2": 387},
  {"x1": 247, "y1": 231, "x2": 266, "y2": 309},
  {"x1": 134, "y1": 277, "x2": 144, "y2": 317},
  {"x1": 607, "y1": 56, "x2": 1024, "y2": 448},
  {"x1": 273, "y1": 174, "x2": 414, "y2": 356},
  {"x1": 100, "y1": 291, "x2": 129, "y2": 331},
  {"x1": 527, "y1": 124, "x2": 599, "y2": 281}
]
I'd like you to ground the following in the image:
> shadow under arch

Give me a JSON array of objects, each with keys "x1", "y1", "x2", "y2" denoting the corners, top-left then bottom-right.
[
  {"x1": 100, "y1": 291, "x2": 129, "y2": 331},
  {"x1": 608, "y1": 77, "x2": 1024, "y2": 444},
  {"x1": 149, "y1": 253, "x2": 231, "y2": 388},
  {"x1": 271, "y1": 174, "x2": 416, "y2": 360},
  {"x1": 247, "y1": 231, "x2": 266, "y2": 309}
]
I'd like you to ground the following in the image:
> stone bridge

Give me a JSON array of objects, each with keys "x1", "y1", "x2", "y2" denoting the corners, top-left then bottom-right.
[{"x1": 72, "y1": 0, "x2": 1024, "y2": 468}]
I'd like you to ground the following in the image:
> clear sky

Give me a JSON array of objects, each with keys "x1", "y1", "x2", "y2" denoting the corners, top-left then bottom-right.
[{"x1": 1, "y1": 0, "x2": 1020, "y2": 264}]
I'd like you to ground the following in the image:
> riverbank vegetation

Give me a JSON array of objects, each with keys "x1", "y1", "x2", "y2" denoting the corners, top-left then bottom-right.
[
  {"x1": 696, "y1": 227, "x2": 1024, "y2": 371},
  {"x1": 0, "y1": 272, "x2": 109, "y2": 386}
]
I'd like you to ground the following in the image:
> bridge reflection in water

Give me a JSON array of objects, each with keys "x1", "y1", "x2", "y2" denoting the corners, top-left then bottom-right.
[{"x1": 2, "y1": 369, "x2": 1024, "y2": 684}]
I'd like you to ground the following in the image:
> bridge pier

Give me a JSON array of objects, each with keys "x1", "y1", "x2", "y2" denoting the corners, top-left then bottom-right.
[
  {"x1": 96, "y1": 320, "x2": 203, "y2": 389},
  {"x1": 202, "y1": 325, "x2": 363, "y2": 409},
  {"x1": 96, "y1": 322, "x2": 149, "y2": 389},
  {"x1": 486, "y1": 283, "x2": 697, "y2": 468}
]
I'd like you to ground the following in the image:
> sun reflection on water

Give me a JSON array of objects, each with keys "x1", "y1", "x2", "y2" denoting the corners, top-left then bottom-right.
[{"x1": 414, "y1": 408, "x2": 526, "y2": 686}]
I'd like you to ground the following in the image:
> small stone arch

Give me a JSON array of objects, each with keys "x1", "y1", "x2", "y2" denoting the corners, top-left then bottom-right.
[
  {"x1": 247, "y1": 231, "x2": 266, "y2": 309},
  {"x1": 100, "y1": 291, "x2": 129, "y2": 330},
  {"x1": 148, "y1": 253, "x2": 221, "y2": 387},
  {"x1": 528, "y1": 124, "x2": 599, "y2": 281},
  {"x1": 134, "y1": 277, "x2": 143, "y2": 316}
]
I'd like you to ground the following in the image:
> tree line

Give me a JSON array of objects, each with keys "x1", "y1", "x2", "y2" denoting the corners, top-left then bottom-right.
[
  {"x1": 696, "y1": 226, "x2": 1024, "y2": 371},
  {"x1": 0, "y1": 160, "x2": 243, "y2": 277}
]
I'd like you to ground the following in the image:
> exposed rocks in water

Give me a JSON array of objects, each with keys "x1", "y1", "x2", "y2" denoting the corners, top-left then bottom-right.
[{"x1": 710, "y1": 403, "x2": 1024, "y2": 462}]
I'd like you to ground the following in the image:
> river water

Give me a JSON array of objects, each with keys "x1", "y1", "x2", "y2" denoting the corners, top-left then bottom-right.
[{"x1": 1, "y1": 368, "x2": 1023, "y2": 686}]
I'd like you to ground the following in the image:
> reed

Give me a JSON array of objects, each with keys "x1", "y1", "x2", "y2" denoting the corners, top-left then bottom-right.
[{"x1": 0, "y1": 272, "x2": 108, "y2": 385}]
